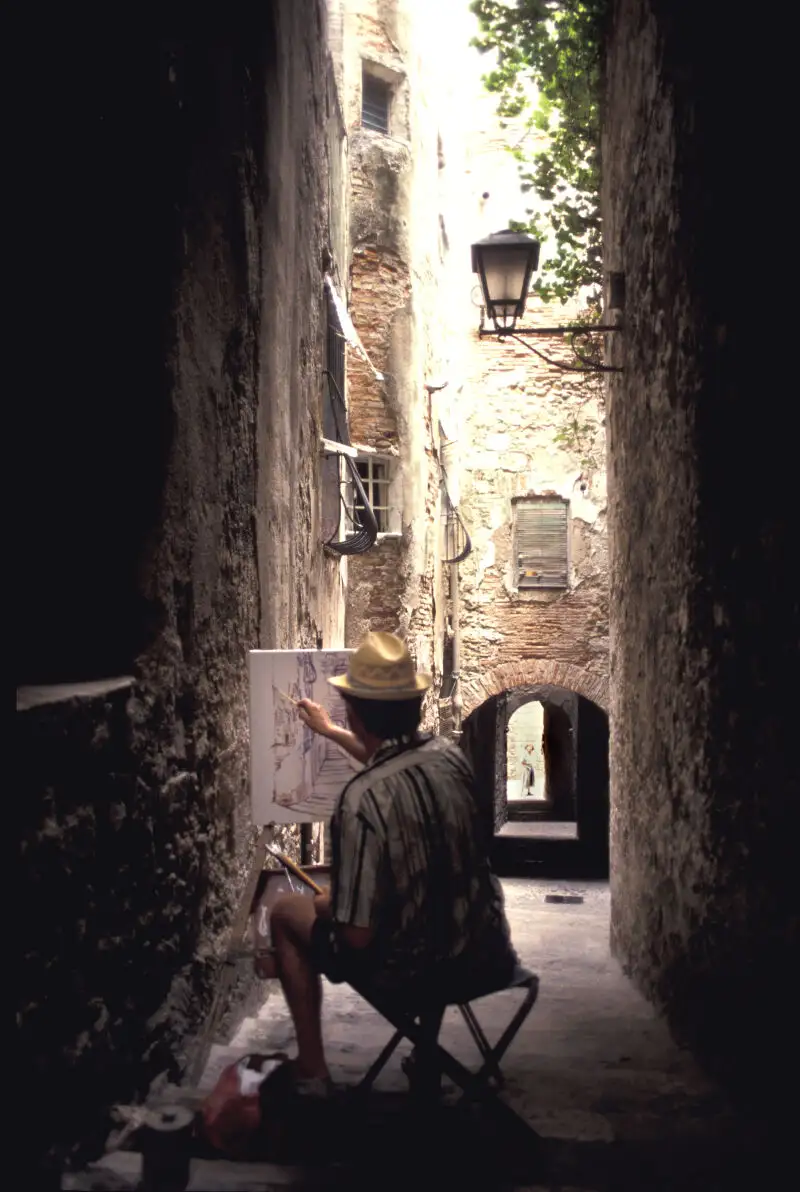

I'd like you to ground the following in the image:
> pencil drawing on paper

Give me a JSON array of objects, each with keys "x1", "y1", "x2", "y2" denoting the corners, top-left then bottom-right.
[{"x1": 249, "y1": 649, "x2": 358, "y2": 824}]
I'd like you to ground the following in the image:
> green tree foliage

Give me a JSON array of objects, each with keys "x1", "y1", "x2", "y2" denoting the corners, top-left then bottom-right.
[{"x1": 471, "y1": 0, "x2": 606, "y2": 304}]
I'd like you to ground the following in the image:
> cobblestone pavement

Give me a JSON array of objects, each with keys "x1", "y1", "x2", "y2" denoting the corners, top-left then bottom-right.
[{"x1": 67, "y1": 879, "x2": 779, "y2": 1191}]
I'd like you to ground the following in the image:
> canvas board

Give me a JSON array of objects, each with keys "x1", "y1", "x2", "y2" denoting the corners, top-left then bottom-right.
[{"x1": 249, "y1": 649, "x2": 359, "y2": 824}]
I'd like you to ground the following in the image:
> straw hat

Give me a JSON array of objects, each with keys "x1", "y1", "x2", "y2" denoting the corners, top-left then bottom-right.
[{"x1": 328, "y1": 631, "x2": 432, "y2": 701}]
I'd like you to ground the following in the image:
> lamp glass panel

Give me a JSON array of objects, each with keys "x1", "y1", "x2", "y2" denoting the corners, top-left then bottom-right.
[{"x1": 482, "y1": 246, "x2": 532, "y2": 310}]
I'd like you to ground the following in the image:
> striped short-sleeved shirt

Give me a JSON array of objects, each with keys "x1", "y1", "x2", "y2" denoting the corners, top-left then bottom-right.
[{"x1": 329, "y1": 734, "x2": 514, "y2": 987}]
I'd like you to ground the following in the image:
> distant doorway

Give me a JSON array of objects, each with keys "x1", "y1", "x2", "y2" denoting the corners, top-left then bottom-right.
[
  {"x1": 505, "y1": 696, "x2": 578, "y2": 840},
  {"x1": 461, "y1": 684, "x2": 609, "y2": 876}
]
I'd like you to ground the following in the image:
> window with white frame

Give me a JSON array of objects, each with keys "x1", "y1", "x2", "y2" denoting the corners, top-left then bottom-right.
[
  {"x1": 513, "y1": 497, "x2": 569, "y2": 590},
  {"x1": 347, "y1": 457, "x2": 392, "y2": 533}
]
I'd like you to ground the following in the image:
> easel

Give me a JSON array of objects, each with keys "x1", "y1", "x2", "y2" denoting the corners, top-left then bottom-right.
[{"x1": 186, "y1": 827, "x2": 323, "y2": 1087}]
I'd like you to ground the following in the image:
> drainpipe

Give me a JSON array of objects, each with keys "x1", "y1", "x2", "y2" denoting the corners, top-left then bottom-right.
[
  {"x1": 450, "y1": 558, "x2": 463, "y2": 735},
  {"x1": 440, "y1": 423, "x2": 463, "y2": 736}
]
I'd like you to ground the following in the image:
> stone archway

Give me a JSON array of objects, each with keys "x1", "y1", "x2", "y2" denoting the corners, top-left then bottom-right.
[{"x1": 461, "y1": 660, "x2": 608, "y2": 719}]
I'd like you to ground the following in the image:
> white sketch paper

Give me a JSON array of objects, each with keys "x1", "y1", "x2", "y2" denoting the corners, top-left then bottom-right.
[{"x1": 249, "y1": 649, "x2": 359, "y2": 824}]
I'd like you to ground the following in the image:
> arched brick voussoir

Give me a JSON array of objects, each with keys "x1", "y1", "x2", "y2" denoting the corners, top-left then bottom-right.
[{"x1": 461, "y1": 660, "x2": 609, "y2": 717}]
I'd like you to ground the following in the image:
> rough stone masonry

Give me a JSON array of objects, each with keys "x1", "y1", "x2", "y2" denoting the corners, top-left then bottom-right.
[
  {"x1": 603, "y1": 0, "x2": 796, "y2": 1098},
  {"x1": 457, "y1": 323, "x2": 609, "y2": 722},
  {"x1": 16, "y1": 0, "x2": 346, "y2": 1172}
]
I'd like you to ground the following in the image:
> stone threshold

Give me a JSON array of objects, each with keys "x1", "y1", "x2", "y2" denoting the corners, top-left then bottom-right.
[{"x1": 497, "y1": 821, "x2": 579, "y2": 840}]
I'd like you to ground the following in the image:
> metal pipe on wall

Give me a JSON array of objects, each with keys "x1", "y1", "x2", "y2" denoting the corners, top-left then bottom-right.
[
  {"x1": 450, "y1": 558, "x2": 462, "y2": 734},
  {"x1": 440, "y1": 418, "x2": 463, "y2": 736}
]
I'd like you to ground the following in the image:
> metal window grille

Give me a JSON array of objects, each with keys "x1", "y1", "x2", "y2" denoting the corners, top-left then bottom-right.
[
  {"x1": 362, "y1": 73, "x2": 390, "y2": 133},
  {"x1": 514, "y1": 499, "x2": 569, "y2": 589},
  {"x1": 348, "y1": 457, "x2": 391, "y2": 532}
]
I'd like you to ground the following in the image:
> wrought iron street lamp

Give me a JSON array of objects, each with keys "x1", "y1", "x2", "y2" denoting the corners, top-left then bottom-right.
[
  {"x1": 471, "y1": 229, "x2": 622, "y2": 373},
  {"x1": 471, "y1": 230, "x2": 541, "y2": 332}
]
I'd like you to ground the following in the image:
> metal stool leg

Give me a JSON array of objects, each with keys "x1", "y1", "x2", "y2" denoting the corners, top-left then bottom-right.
[
  {"x1": 402, "y1": 1006, "x2": 444, "y2": 1103},
  {"x1": 394, "y1": 1008, "x2": 542, "y2": 1151},
  {"x1": 356, "y1": 1027, "x2": 404, "y2": 1093},
  {"x1": 458, "y1": 1003, "x2": 504, "y2": 1087},
  {"x1": 485, "y1": 981, "x2": 539, "y2": 1071}
]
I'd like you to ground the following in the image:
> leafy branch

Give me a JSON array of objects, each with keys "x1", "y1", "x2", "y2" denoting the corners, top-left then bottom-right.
[
  {"x1": 553, "y1": 306, "x2": 606, "y2": 467},
  {"x1": 471, "y1": 0, "x2": 606, "y2": 305}
]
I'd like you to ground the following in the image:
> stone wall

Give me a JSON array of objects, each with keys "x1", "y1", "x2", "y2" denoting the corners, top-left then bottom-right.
[
  {"x1": 604, "y1": 0, "x2": 796, "y2": 1095},
  {"x1": 340, "y1": 0, "x2": 455, "y2": 693},
  {"x1": 457, "y1": 327, "x2": 609, "y2": 715},
  {"x1": 16, "y1": 1, "x2": 344, "y2": 1169},
  {"x1": 345, "y1": 536, "x2": 405, "y2": 645},
  {"x1": 460, "y1": 694, "x2": 506, "y2": 840}
]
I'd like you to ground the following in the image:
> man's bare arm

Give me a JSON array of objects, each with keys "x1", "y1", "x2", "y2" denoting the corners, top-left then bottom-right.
[{"x1": 297, "y1": 698, "x2": 369, "y2": 765}]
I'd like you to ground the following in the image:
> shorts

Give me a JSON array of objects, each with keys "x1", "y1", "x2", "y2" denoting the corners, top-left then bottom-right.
[
  {"x1": 309, "y1": 918, "x2": 518, "y2": 1003},
  {"x1": 309, "y1": 917, "x2": 378, "y2": 986}
]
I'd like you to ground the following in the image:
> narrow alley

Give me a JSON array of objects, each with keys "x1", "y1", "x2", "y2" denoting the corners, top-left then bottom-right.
[{"x1": 15, "y1": 0, "x2": 795, "y2": 1189}]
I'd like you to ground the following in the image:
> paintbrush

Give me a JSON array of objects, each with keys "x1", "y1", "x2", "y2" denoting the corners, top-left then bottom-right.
[
  {"x1": 264, "y1": 840, "x2": 325, "y2": 895},
  {"x1": 276, "y1": 688, "x2": 300, "y2": 708}
]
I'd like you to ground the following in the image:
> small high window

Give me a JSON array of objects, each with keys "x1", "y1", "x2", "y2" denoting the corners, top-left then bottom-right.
[
  {"x1": 361, "y1": 70, "x2": 390, "y2": 134},
  {"x1": 513, "y1": 498, "x2": 569, "y2": 590}
]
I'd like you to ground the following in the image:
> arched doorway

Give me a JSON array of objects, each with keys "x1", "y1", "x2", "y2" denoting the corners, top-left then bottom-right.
[
  {"x1": 460, "y1": 684, "x2": 609, "y2": 877},
  {"x1": 505, "y1": 692, "x2": 577, "y2": 831}
]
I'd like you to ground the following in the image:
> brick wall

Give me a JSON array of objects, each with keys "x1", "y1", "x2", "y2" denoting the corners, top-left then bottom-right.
[
  {"x1": 347, "y1": 245, "x2": 409, "y2": 447},
  {"x1": 458, "y1": 324, "x2": 609, "y2": 711},
  {"x1": 346, "y1": 536, "x2": 406, "y2": 644},
  {"x1": 355, "y1": 10, "x2": 397, "y2": 60}
]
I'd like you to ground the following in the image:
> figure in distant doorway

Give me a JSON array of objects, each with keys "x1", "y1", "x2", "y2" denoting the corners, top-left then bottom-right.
[{"x1": 521, "y1": 743, "x2": 536, "y2": 796}]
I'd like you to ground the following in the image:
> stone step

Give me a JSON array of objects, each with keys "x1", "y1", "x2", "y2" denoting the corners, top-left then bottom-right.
[{"x1": 62, "y1": 1149, "x2": 336, "y2": 1190}]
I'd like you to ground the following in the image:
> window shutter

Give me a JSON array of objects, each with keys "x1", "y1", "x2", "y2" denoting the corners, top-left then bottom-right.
[
  {"x1": 362, "y1": 74, "x2": 390, "y2": 133},
  {"x1": 515, "y1": 500, "x2": 569, "y2": 589},
  {"x1": 323, "y1": 294, "x2": 348, "y2": 445}
]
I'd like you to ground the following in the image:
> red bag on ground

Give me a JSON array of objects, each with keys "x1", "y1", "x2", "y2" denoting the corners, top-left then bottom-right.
[{"x1": 200, "y1": 1052, "x2": 290, "y2": 1158}]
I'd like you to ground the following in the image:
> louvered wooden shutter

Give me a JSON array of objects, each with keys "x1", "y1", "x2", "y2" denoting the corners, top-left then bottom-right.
[
  {"x1": 515, "y1": 500, "x2": 569, "y2": 588},
  {"x1": 362, "y1": 75, "x2": 390, "y2": 133}
]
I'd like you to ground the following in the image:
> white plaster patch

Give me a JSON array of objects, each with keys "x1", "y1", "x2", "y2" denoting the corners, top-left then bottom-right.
[
  {"x1": 500, "y1": 451, "x2": 531, "y2": 471},
  {"x1": 570, "y1": 491, "x2": 600, "y2": 525},
  {"x1": 475, "y1": 539, "x2": 495, "y2": 588},
  {"x1": 489, "y1": 503, "x2": 507, "y2": 532}
]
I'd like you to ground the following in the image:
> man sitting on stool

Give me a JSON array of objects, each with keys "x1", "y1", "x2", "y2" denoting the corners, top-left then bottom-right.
[{"x1": 255, "y1": 631, "x2": 517, "y2": 1098}]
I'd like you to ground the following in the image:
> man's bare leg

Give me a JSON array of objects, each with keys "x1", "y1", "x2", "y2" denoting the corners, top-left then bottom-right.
[{"x1": 255, "y1": 894, "x2": 329, "y2": 1081}]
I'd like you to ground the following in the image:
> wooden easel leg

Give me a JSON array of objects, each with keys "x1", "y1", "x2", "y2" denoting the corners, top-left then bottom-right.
[{"x1": 186, "y1": 827, "x2": 272, "y2": 1087}]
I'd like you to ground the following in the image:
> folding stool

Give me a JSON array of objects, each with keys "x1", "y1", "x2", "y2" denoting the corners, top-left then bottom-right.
[{"x1": 350, "y1": 964, "x2": 541, "y2": 1145}]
